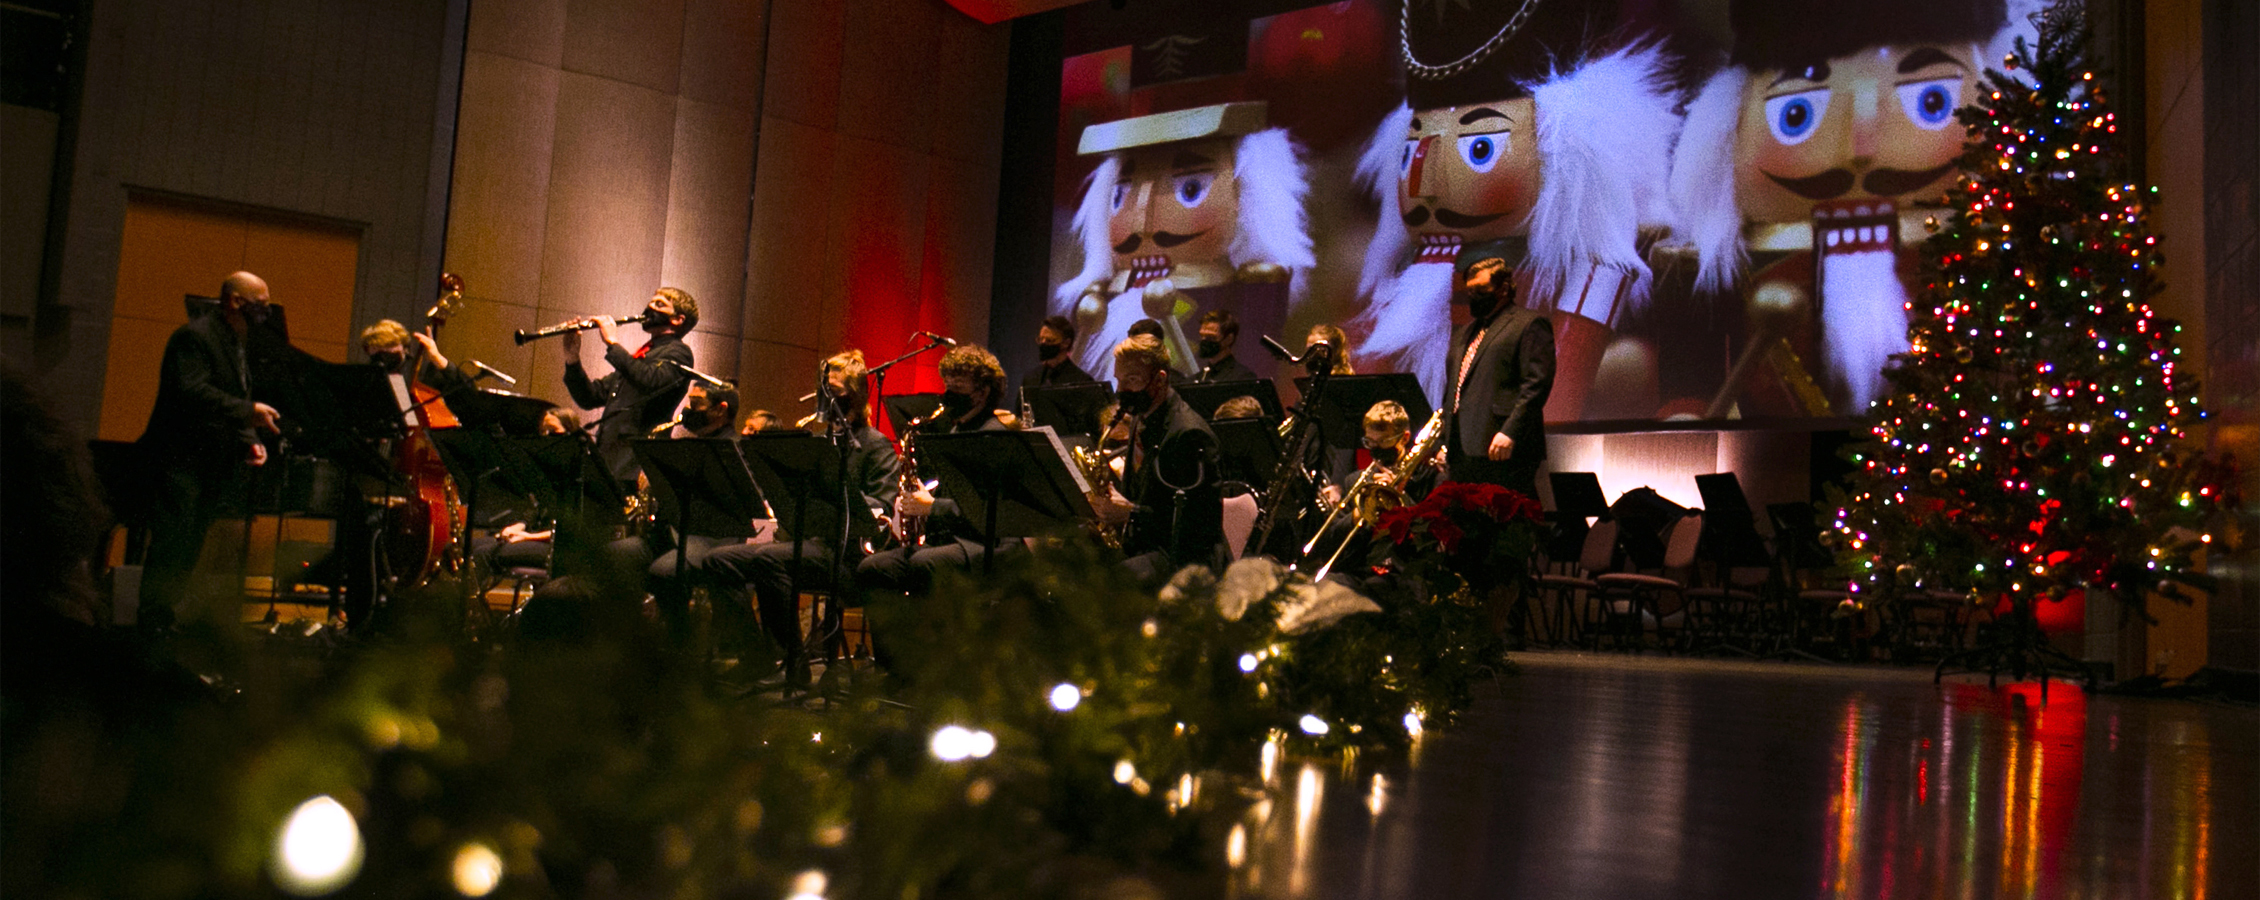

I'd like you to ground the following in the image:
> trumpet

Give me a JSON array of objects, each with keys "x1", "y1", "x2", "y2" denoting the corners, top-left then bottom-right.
[{"x1": 514, "y1": 312, "x2": 650, "y2": 345}]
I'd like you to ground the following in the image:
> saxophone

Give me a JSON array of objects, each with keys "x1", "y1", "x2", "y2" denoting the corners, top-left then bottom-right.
[
  {"x1": 1071, "y1": 444, "x2": 1127, "y2": 549},
  {"x1": 890, "y1": 403, "x2": 947, "y2": 547}
]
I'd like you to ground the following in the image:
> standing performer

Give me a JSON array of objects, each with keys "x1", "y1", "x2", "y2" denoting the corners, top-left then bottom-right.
[
  {"x1": 138, "y1": 272, "x2": 285, "y2": 622},
  {"x1": 559, "y1": 287, "x2": 697, "y2": 489},
  {"x1": 1444, "y1": 244, "x2": 1554, "y2": 498}
]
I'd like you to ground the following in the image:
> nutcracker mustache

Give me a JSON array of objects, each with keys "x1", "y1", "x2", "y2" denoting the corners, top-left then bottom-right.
[
  {"x1": 1763, "y1": 161, "x2": 1960, "y2": 201},
  {"x1": 1111, "y1": 230, "x2": 1210, "y2": 254},
  {"x1": 1401, "y1": 205, "x2": 1507, "y2": 230}
]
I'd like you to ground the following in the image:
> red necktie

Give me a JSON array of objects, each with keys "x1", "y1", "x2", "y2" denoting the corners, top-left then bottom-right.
[{"x1": 1451, "y1": 327, "x2": 1488, "y2": 411}]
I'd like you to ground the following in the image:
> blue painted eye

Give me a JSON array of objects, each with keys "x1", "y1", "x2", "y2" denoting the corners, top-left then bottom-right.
[
  {"x1": 1111, "y1": 182, "x2": 1131, "y2": 212},
  {"x1": 1401, "y1": 140, "x2": 1418, "y2": 177},
  {"x1": 1173, "y1": 173, "x2": 1213, "y2": 208},
  {"x1": 1457, "y1": 133, "x2": 1503, "y2": 173},
  {"x1": 1896, "y1": 78, "x2": 1960, "y2": 130},
  {"x1": 1763, "y1": 89, "x2": 1831, "y2": 145}
]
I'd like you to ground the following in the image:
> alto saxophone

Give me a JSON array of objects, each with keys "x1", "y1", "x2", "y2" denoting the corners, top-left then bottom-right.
[
  {"x1": 1071, "y1": 443, "x2": 1127, "y2": 549},
  {"x1": 890, "y1": 403, "x2": 947, "y2": 547}
]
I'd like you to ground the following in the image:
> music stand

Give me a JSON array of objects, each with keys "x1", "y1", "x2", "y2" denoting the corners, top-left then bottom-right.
[
  {"x1": 1291, "y1": 373, "x2": 1433, "y2": 450},
  {"x1": 913, "y1": 430, "x2": 1095, "y2": 572},
  {"x1": 446, "y1": 388, "x2": 556, "y2": 437},
  {"x1": 1608, "y1": 487, "x2": 1686, "y2": 570},
  {"x1": 1544, "y1": 472, "x2": 1611, "y2": 563},
  {"x1": 1023, "y1": 382, "x2": 1113, "y2": 441},
  {"x1": 1177, "y1": 379, "x2": 1284, "y2": 424},
  {"x1": 517, "y1": 434, "x2": 627, "y2": 565},
  {"x1": 632, "y1": 438, "x2": 764, "y2": 588},
  {"x1": 1695, "y1": 473, "x2": 1772, "y2": 569},
  {"x1": 881, "y1": 393, "x2": 947, "y2": 437},
  {"x1": 1211, "y1": 418, "x2": 1284, "y2": 489}
]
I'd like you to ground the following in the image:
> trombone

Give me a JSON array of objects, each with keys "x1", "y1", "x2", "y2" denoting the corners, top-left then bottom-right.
[{"x1": 1297, "y1": 410, "x2": 1445, "y2": 581}]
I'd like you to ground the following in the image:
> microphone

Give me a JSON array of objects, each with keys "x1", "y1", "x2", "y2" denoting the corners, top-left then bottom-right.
[
  {"x1": 468, "y1": 360, "x2": 517, "y2": 386},
  {"x1": 919, "y1": 331, "x2": 958, "y2": 347},
  {"x1": 658, "y1": 359, "x2": 731, "y2": 389}
]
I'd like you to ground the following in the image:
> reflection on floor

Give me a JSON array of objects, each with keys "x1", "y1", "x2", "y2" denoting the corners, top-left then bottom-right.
[{"x1": 1237, "y1": 652, "x2": 2256, "y2": 900}]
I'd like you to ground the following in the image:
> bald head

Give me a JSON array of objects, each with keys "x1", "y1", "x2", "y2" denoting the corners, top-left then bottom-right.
[{"x1": 220, "y1": 271, "x2": 269, "y2": 309}]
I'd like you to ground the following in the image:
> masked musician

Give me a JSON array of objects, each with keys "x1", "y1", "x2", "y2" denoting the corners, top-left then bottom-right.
[
  {"x1": 1193, "y1": 310, "x2": 1259, "y2": 384},
  {"x1": 855, "y1": 344, "x2": 1020, "y2": 604},
  {"x1": 704, "y1": 350, "x2": 899, "y2": 689},
  {"x1": 1095, "y1": 334, "x2": 1224, "y2": 582},
  {"x1": 137, "y1": 272, "x2": 285, "y2": 622},
  {"x1": 359, "y1": 319, "x2": 472, "y2": 394},
  {"x1": 470, "y1": 407, "x2": 579, "y2": 574},
  {"x1": 559, "y1": 287, "x2": 697, "y2": 489}
]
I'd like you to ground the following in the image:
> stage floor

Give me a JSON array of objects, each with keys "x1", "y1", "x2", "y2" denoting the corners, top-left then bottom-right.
[{"x1": 1237, "y1": 651, "x2": 2257, "y2": 899}]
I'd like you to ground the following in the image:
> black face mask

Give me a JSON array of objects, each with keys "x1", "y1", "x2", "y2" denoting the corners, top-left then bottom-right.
[
  {"x1": 1037, "y1": 342, "x2": 1064, "y2": 361},
  {"x1": 1196, "y1": 339, "x2": 1223, "y2": 360},
  {"x1": 680, "y1": 407, "x2": 712, "y2": 432},
  {"x1": 1370, "y1": 444, "x2": 1402, "y2": 466},
  {"x1": 371, "y1": 349, "x2": 406, "y2": 371},
  {"x1": 1465, "y1": 281, "x2": 1513, "y2": 321},
  {"x1": 1115, "y1": 388, "x2": 1152, "y2": 417},
  {"x1": 940, "y1": 390, "x2": 977, "y2": 417}
]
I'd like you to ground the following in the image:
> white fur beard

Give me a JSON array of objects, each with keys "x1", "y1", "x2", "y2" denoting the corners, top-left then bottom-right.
[
  {"x1": 1073, "y1": 286, "x2": 1152, "y2": 383},
  {"x1": 1351, "y1": 261, "x2": 1454, "y2": 406},
  {"x1": 1818, "y1": 250, "x2": 1911, "y2": 413}
]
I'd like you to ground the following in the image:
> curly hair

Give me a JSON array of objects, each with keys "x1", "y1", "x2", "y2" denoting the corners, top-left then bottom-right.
[
  {"x1": 938, "y1": 344, "x2": 1007, "y2": 400},
  {"x1": 359, "y1": 319, "x2": 412, "y2": 350}
]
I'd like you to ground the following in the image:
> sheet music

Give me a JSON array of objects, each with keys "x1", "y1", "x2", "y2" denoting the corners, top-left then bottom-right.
[{"x1": 1029, "y1": 425, "x2": 1092, "y2": 495}]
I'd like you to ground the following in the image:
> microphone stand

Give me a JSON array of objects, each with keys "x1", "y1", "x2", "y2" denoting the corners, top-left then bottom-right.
[
  {"x1": 1244, "y1": 337, "x2": 1336, "y2": 561},
  {"x1": 864, "y1": 332, "x2": 953, "y2": 430}
]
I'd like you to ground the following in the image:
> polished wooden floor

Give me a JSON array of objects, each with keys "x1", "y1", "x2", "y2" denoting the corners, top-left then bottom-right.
[{"x1": 1237, "y1": 652, "x2": 2257, "y2": 900}]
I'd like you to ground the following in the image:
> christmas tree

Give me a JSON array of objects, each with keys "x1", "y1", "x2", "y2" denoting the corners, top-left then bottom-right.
[{"x1": 1831, "y1": 1, "x2": 2231, "y2": 645}]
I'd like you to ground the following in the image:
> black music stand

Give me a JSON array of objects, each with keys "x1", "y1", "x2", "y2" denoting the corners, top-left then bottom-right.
[
  {"x1": 446, "y1": 388, "x2": 556, "y2": 437},
  {"x1": 1022, "y1": 382, "x2": 1113, "y2": 440},
  {"x1": 1292, "y1": 373, "x2": 1434, "y2": 451},
  {"x1": 913, "y1": 430, "x2": 1095, "y2": 572},
  {"x1": 1211, "y1": 418, "x2": 1285, "y2": 489},
  {"x1": 739, "y1": 432, "x2": 882, "y2": 664},
  {"x1": 632, "y1": 437, "x2": 763, "y2": 586},
  {"x1": 1695, "y1": 473, "x2": 1772, "y2": 569},
  {"x1": 1544, "y1": 471, "x2": 1611, "y2": 563},
  {"x1": 1177, "y1": 379, "x2": 1284, "y2": 424},
  {"x1": 882, "y1": 393, "x2": 947, "y2": 437},
  {"x1": 517, "y1": 433, "x2": 627, "y2": 570}
]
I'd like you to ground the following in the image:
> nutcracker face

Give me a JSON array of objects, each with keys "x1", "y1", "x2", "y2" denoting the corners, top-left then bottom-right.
[
  {"x1": 1733, "y1": 43, "x2": 1981, "y2": 224},
  {"x1": 1107, "y1": 138, "x2": 1240, "y2": 275},
  {"x1": 1399, "y1": 97, "x2": 1543, "y2": 244}
]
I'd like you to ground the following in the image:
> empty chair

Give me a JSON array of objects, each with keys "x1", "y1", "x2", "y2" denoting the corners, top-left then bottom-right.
[
  {"x1": 1536, "y1": 518, "x2": 1618, "y2": 648},
  {"x1": 1594, "y1": 512, "x2": 1705, "y2": 652}
]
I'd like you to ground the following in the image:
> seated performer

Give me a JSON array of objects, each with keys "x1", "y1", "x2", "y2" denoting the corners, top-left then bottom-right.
[
  {"x1": 1212, "y1": 394, "x2": 1264, "y2": 421},
  {"x1": 1312, "y1": 400, "x2": 1439, "y2": 592},
  {"x1": 1194, "y1": 310, "x2": 1260, "y2": 383},
  {"x1": 1020, "y1": 314, "x2": 1097, "y2": 393},
  {"x1": 471, "y1": 407, "x2": 580, "y2": 573},
  {"x1": 1093, "y1": 334, "x2": 1224, "y2": 582},
  {"x1": 360, "y1": 319, "x2": 472, "y2": 394},
  {"x1": 856, "y1": 344, "x2": 1021, "y2": 601},
  {"x1": 740, "y1": 408, "x2": 784, "y2": 435},
  {"x1": 704, "y1": 350, "x2": 899, "y2": 688}
]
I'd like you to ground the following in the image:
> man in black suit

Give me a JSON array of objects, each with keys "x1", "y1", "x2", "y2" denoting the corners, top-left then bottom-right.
[
  {"x1": 1019, "y1": 315, "x2": 1096, "y2": 394},
  {"x1": 559, "y1": 287, "x2": 698, "y2": 490},
  {"x1": 138, "y1": 271, "x2": 285, "y2": 619},
  {"x1": 1096, "y1": 334, "x2": 1224, "y2": 580},
  {"x1": 1193, "y1": 309, "x2": 1260, "y2": 384},
  {"x1": 1444, "y1": 244, "x2": 1554, "y2": 498}
]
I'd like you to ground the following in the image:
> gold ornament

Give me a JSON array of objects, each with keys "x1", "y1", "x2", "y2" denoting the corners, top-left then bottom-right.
[
  {"x1": 1928, "y1": 468, "x2": 1950, "y2": 486},
  {"x1": 1954, "y1": 345, "x2": 1975, "y2": 364}
]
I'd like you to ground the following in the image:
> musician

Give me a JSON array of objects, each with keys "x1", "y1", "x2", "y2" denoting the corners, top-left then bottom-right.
[
  {"x1": 1194, "y1": 310, "x2": 1259, "y2": 384},
  {"x1": 1312, "y1": 400, "x2": 1439, "y2": 591},
  {"x1": 559, "y1": 287, "x2": 697, "y2": 488},
  {"x1": 856, "y1": 344, "x2": 1020, "y2": 601},
  {"x1": 359, "y1": 319, "x2": 471, "y2": 394},
  {"x1": 137, "y1": 271, "x2": 285, "y2": 620},
  {"x1": 1019, "y1": 315, "x2": 1096, "y2": 393},
  {"x1": 1095, "y1": 334, "x2": 1224, "y2": 580},
  {"x1": 472, "y1": 407, "x2": 579, "y2": 573},
  {"x1": 673, "y1": 381, "x2": 738, "y2": 438},
  {"x1": 741, "y1": 409, "x2": 783, "y2": 435},
  {"x1": 1212, "y1": 395, "x2": 1264, "y2": 420},
  {"x1": 1445, "y1": 245, "x2": 1555, "y2": 498},
  {"x1": 1306, "y1": 324, "x2": 1357, "y2": 375},
  {"x1": 705, "y1": 350, "x2": 899, "y2": 689}
]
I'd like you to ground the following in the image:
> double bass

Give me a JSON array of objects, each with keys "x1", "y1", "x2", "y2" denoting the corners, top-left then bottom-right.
[{"x1": 381, "y1": 273, "x2": 469, "y2": 586}]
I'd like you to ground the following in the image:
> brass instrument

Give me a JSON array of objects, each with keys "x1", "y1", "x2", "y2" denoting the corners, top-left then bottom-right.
[
  {"x1": 1071, "y1": 443, "x2": 1128, "y2": 549},
  {"x1": 1298, "y1": 410, "x2": 1446, "y2": 580},
  {"x1": 619, "y1": 487, "x2": 657, "y2": 539},
  {"x1": 890, "y1": 403, "x2": 947, "y2": 547},
  {"x1": 514, "y1": 311, "x2": 650, "y2": 345}
]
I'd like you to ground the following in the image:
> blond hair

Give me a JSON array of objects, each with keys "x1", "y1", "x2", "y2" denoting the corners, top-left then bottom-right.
[
  {"x1": 360, "y1": 319, "x2": 411, "y2": 349},
  {"x1": 1112, "y1": 333, "x2": 1171, "y2": 376},
  {"x1": 1308, "y1": 323, "x2": 1354, "y2": 374}
]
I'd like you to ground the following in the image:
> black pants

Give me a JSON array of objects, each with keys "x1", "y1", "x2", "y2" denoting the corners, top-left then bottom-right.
[
  {"x1": 142, "y1": 452, "x2": 248, "y2": 618},
  {"x1": 1445, "y1": 454, "x2": 1540, "y2": 498},
  {"x1": 704, "y1": 539, "x2": 862, "y2": 674}
]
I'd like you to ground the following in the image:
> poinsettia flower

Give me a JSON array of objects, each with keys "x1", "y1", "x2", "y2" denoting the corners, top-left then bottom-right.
[{"x1": 1428, "y1": 517, "x2": 1464, "y2": 554}]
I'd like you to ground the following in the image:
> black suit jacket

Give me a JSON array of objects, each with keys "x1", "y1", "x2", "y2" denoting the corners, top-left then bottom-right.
[
  {"x1": 1019, "y1": 357, "x2": 1096, "y2": 394},
  {"x1": 1124, "y1": 390, "x2": 1223, "y2": 567},
  {"x1": 1444, "y1": 306, "x2": 1553, "y2": 468},
  {"x1": 564, "y1": 333, "x2": 694, "y2": 485},
  {"x1": 139, "y1": 312, "x2": 259, "y2": 465},
  {"x1": 1196, "y1": 353, "x2": 1258, "y2": 385}
]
